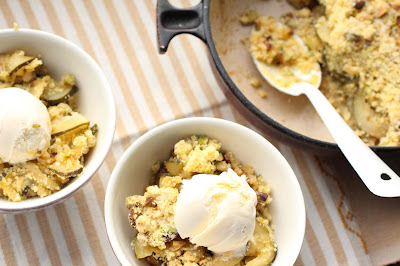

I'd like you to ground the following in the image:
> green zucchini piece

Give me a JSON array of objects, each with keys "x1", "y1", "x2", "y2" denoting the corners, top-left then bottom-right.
[
  {"x1": 49, "y1": 166, "x2": 83, "y2": 178},
  {"x1": 0, "y1": 51, "x2": 35, "y2": 75},
  {"x1": 90, "y1": 124, "x2": 98, "y2": 135},
  {"x1": 52, "y1": 112, "x2": 90, "y2": 138},
  {"x1": 0, "y1": 164, "x2": 5, "y2": 180},
  {"x1": 246, "y1": 219, "x2": 276, "y2": 266},
  {"x1": 8, "y1": 162, "x2": 60, "y2": 190},
  {"x1": 42, "y1": 85, "x2": 78, "y2": 106},
  {"x1": 154, "y1": 162, "x2": 168, "y2": 186},
  {"x1": 21, "y1": 186, "x2": 30, "y2": 196},
  {"x1": 35, "y1": 64, "x2": 48, "y2": 76},
  {"x1": 38, "y1": 164, "x2": 68, "y2": 184},
  {"x1": 164, "y1": 161, "x2": 183, "y2": 176}
]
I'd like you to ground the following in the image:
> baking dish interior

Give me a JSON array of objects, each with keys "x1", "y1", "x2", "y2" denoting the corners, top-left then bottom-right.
[{"x1": 209, "y1": 0, "x2": 335, "y2": 143}]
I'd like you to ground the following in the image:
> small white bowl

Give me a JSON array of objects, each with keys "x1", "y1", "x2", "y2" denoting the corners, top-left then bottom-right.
[
  {"x1": 105, "y1": 117, "x2": 305, "y2": 266},
  {"x1": 0, "y1": 29, "x2": 116, "y2": 213}
]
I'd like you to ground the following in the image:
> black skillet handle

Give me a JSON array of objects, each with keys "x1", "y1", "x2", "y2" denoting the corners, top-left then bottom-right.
[{"x1": 157, "y1": 0, "x2": 206, "y2": 54}]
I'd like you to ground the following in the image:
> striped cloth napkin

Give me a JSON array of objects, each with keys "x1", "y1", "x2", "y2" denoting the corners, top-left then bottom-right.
[{"x1": 0, "y1": 0, "x2": 398, "y2": 265}]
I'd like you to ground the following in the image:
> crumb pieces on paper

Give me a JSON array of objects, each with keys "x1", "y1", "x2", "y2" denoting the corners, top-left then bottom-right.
[
  {"x1": 250, "y1": 77, "x2": 261, "y2": 88},
  {"x1": 257, "y1": 89, "x2": 267, "y2": 99}
]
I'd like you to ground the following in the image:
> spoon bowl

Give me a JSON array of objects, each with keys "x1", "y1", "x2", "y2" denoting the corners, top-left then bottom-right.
[{"x1": 252, "y1": 24, "x2": 322, "y2": 96}]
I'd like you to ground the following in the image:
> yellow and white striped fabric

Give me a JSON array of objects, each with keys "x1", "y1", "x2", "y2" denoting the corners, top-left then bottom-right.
[{"x1": 0, "y1": 1, "x2": 397, "y2": 265}]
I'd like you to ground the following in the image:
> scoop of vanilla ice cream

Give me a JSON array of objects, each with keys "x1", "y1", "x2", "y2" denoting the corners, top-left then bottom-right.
[
  {"x1": 0, "y1": 88, "x2": 51, "y2": 164},
  {"x1": 175, "y1": 168, "x2": 257, "y2": 255}
]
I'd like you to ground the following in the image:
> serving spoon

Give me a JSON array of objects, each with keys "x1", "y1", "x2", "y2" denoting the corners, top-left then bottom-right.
[{"x1": 251, "y1": 27, "x2": 400, "y2": 197}]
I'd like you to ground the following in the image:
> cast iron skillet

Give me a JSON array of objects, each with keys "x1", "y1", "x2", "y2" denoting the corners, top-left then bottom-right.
[{"x1": 156, "y1": 0, "x2": 400, "y2": 170}]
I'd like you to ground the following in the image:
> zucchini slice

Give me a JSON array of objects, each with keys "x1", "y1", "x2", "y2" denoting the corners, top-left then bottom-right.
[
  {"x1": 245, "y1": 219, "x2": 276, "y2": 266},
  {"x1": 22, "y1": 162, "x2": 60, "y2": 190},
  {"x1": 2, "y1": 162, "x2": 60, "y2": 197},
  {"x1": 0, "y1": 51, "x2": 35, "y2": 75},
  {"x1": 154, "y1": 162, "x2": 168, "y2": 186},
  {"x1": 48, "y1": 165, "x2": 83, "y2": 178},
  {"x1": 41, "y1": 85, "x2": 78, "y2": 106},
  {"x1": 164, "y1": 161, "x2": 183, "y2": 176},
  {"x1": 37, "y1": 163, "x2": 71, "y2": 184},
  {"x1": 52, "y1": 112, "x2": 90, "y2": 138},
  {"x1": 90, "y1": 124, "x2": 98, "y2": 135},
  {"x1": 0, "y1": 164, "x2": 5, "y2": 179}
]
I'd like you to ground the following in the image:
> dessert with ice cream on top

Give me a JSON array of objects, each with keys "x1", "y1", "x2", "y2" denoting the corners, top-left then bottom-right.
[
  {"x1": 126, "y1": 135, "x2": 276, "y2": 265},
  {"x1": 0, "y1": 50, "x2": 97, "y2": 202}
]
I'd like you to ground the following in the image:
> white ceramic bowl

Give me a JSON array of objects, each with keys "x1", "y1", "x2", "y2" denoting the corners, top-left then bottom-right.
[
  {"x1": 0, "y1": 29, "x2": 116, "y2": 213},
  {"x1": 105, "y1": 117, "x2": 305, "y2": 266}
]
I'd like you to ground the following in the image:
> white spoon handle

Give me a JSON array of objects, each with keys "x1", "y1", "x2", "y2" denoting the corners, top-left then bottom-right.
[{"x1": 304, "y1": 85, "x2": 400, "y2": 197}]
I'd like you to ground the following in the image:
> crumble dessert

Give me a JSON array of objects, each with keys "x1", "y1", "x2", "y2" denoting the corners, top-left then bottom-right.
[
  {"x1": 0, "y1": 50, "x2": 97, "y2": 202},
  {"x1": 126, "y1": 136, "x2": 276, "y2": 266}
]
